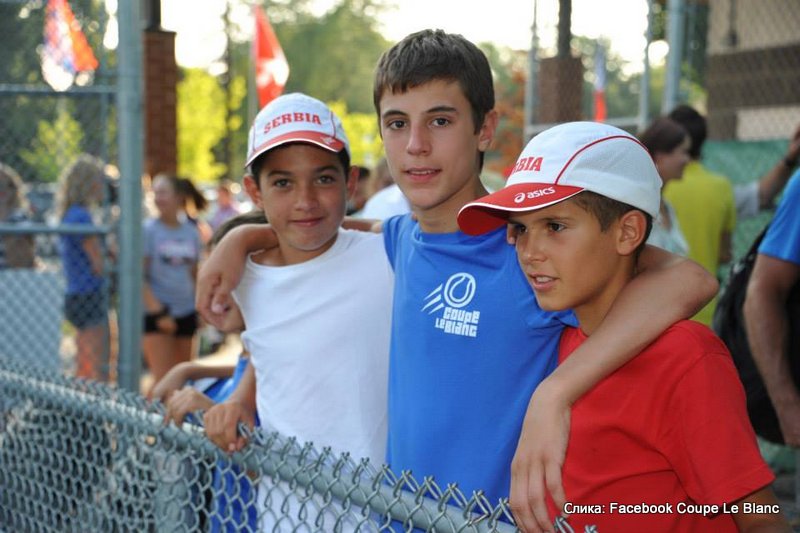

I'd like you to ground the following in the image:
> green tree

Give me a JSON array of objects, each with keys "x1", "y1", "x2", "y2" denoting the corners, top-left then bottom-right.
[
  {"x1": 272, "y1": 0, "x2": 390, "y2": 113},
  {"x1": 177, "y1": 68, "x2": 228, "y2": 182},
  {"x1": 327, "y1": 101, "x2": 383, "y2": 168},
  {"x1": 20, "y1": 103, "x2": 84, "y2": 182}
]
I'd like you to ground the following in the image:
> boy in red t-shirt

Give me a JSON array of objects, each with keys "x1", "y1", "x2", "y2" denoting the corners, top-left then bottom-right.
[{"x1": 458, "y1": 121, "x2": 789, "y2": 532}]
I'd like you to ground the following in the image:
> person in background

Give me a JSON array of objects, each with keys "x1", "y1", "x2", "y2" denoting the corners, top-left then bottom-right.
[
  {"x1": 638, "y1": 116, "x2": 691, "y2": 256},
  {"x1": 143, "y1": 174, "x2": 204, "y2": 386},
  {"x1": 664, "y1": 105, "x2": 736, "y2": 326},
  {"x1": 0, "y1": 162, "x2": 35, "y2": 269},
  {"x1": 208, "y1": 180, "x2": 242, "y2": 232},
  {"x1": 150, "y1": 209, "x2": 267, "y2": 533},
  {"x1": 347, "y1": 165, "x2": 372, "y2": 215},
  {"x1": 175, "y1": 176, "x2": 213, "y2": 244},
  {"x1": 58, "y1": 154, "x2": 111, "y2": 381},
  {"x1": 734, "y1": 122, "x2": 800, "y2": 220},
  {"x1": 359, "y1": 157, "x2": 410, "y2": 220}
]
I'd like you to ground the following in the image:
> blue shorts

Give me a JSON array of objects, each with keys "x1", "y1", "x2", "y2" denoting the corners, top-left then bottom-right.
[{"x1": 64, "y1": 290, "x2": 108, "y2": 329}]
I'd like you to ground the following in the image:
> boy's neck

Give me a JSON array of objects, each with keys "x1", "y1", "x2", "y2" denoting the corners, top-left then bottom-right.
[
  {"x1": 573, "y1": 261, "x2": 637, "y2": 336},
  {"x1": 414, "y1": 178, "x2": 489, "y2": 233},
  {"x1": 252, "y1": 232, "x2": 339, "y2": 267}
]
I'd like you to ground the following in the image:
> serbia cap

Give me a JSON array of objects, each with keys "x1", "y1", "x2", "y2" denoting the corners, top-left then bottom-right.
[
  {"x1": 245, "y1": 93, "x2": 350, "y2": 168},
  {"x1": 458, "y1": 121, "x2": 662, "y2": 235}
]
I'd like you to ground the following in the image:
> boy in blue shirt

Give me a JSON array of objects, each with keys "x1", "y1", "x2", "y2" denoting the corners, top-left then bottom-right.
[{"x1": 198, "y1": 30, "x2": 716, "y2": 533}]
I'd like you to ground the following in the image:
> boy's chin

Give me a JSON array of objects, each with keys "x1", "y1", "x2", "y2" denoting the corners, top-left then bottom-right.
[{"x1": 533, "y1": 294, "x2": 568, "y2": 313}]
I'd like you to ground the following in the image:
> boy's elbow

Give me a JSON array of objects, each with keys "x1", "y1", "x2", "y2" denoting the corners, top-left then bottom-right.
[{"x1": 685, "y1": 260, "x2": 719, "y2": 311}]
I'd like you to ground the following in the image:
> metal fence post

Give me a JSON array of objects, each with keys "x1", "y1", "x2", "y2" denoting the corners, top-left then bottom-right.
[
  {"x1": 662, "y1": 0, "x2": 686, "y2": 114},
  {"x1": 116, "y1": 0, "x2": 144, "y2": 393}
]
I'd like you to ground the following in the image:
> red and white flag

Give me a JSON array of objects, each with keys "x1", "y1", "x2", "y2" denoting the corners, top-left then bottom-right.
[
  {"x1": 41, "y1": 0, "x2": 98, "y2": 91},
  {"x1": 253, "y1": 6, "x2": 289, "y2": 108},
  {"x1": 593, "y1": 43, "x2": 607, "y2": 123}
]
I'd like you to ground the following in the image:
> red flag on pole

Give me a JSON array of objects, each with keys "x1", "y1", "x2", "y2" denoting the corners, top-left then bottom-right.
[
  {"x1": 253, "y1": 6, "x2": 289, "y2": 108},
  {"x1": 593, "y1": 43, "x2": 607, "y2": 123},
  {"x1": 41, "y1": 0, "x2": 98, "y2": 91}
]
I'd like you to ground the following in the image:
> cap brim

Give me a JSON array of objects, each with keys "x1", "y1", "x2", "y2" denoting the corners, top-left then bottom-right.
[
  {"x1": 245, "y1": 131, "x2": 346, "y2": 168},
  {"x1": 457, "y1": 183, "x2": 585, "y2": 235}
]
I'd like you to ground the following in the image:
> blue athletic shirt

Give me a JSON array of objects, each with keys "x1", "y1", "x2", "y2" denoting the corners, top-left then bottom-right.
[
  {"x1": 60, "y1": 205, "x2": 104, "y2": 294},
  {"x1": 383, "y1": 214, "x2": 575, "y2": 506},
  {"x1": 759, "y1": 171, "x2": 800, "y2": 265}
]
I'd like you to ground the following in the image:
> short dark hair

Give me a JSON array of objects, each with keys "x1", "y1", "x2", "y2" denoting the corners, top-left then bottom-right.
[
  {"x1": 373, "y1": 29, "x2": 495, "y2": 136},
  {"x1": 248, "y1": 144, "x2": 351, "y2": 188},
  {"x1": 638, "y1": 117, "x2": 689, "y2": 158},
  {"x1": 572, "y1": 191, "x2": 653, "y2": 257},
  {"x1": 209, "y1": 210, "x2": 268, "y2": 249},
  {"x1": 667, "y1": 104, "x2": 706, "y2": 159}
]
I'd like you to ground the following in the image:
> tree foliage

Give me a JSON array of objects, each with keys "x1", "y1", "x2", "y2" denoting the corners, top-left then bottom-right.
[
  {"x1": 20, "y1": 103, "x2": 84, "y2": 183},
  {"x1": 177, "y1": 68, "x2": 228, "y2": 182},
  {"x1": 327, "y1": 101, "x2": 383, "y2": 168}
]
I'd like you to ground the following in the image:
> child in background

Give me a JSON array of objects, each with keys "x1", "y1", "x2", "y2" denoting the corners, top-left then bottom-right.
[
  {"x1": 58, "y1": 154, "x2": 111, "y2": 381},
  {"x1": 458, "y1": 121, "x2": 788, "y2": 532},
  {"x1": 150, "y1": 209, "x2": 267, "y2": 533}
]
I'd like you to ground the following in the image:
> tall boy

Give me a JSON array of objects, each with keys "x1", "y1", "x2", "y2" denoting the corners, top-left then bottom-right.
[
  {"x1": 458, "y1": 121, "x2": 788, "y2": 532},
  {"x1": 202, "y1": 93, "x2": 393, "y2": 531},
  {"x1": 198, "y1": 30, "x2": 716, "y2": 532}
]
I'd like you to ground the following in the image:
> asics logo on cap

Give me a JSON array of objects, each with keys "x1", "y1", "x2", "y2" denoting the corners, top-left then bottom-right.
[
  {"x1": 514, "y1": 187, "x2": 556, "y2": 204},
  {"x1": 263, "y1": 112, "x2": 322, "y2": 134}
]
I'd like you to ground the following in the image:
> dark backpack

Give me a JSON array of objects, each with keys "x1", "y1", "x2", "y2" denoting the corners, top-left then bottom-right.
[{"x1": 713, "y1": 225, "x2": 800, "y2": 444}]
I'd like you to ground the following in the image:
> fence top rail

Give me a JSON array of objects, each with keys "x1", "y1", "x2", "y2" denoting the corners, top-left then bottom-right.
[{"x1": 0, "y1": 222, "x2": 114, "y2": 235}]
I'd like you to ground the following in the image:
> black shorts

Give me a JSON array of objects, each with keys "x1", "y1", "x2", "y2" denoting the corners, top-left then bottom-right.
[
  {"x1": 144, "y1": 311, "x2": 198, "y2": 338},
  {"x1": 65, "y1": 290, "x2": 108, "y2": 329}
]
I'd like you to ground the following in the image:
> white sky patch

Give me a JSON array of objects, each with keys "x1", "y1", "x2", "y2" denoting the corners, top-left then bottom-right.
[{"x1": 160, "y1": 0, "x2": 657, "y2": 71}]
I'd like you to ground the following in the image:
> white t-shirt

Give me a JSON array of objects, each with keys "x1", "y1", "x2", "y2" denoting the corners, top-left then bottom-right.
[
  {"x1": 232, "y1": 229, "x2": 393, "y2": 466},
  {"x1": 359, "y1": 184, "x2": 411, "y2": 220},
  {"x1": 648, "y1": 200, "x2": 690, "y2": 256}
]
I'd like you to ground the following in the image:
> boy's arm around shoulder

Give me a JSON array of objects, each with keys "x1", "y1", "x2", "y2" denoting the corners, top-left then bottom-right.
[
  {"x1": 508, "y1": 246, "x2": 718, "y2": 533},
  {"x1": 342, "y1": 216, "x2": 383, "y2": 233},
  {"x1": 197, "y1": 224, "x2": 277, "y2": 328}
]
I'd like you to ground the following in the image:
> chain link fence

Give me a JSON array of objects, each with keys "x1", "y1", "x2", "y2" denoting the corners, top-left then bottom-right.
[
  {"x1": 0, "y1": 0, "x2": 119, "y2": 380},
  {"x1": 0, "y1": 355, "x2": 565, "y2": 533}
]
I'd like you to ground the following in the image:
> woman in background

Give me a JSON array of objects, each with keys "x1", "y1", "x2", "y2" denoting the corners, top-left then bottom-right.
[
  {"x1": 639, "y1": 117, "x2": 692, "y2": 256},
  {"x1": 142, "y1": 174, "x2": 205, "y2": 384}
]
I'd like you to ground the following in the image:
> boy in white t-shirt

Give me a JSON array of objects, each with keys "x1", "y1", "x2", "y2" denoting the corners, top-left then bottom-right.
[{"x1": 202, "y1": 93, "x2": 393, "y2": 531}]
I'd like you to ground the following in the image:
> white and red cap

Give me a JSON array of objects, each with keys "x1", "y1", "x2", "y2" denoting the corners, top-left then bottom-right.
[
  {"x1": 245, "y1": 93, "x2": 350, "y2": 168},
  {"x1": 458, "y1": 121, "x2": 662, "y2": 235}
]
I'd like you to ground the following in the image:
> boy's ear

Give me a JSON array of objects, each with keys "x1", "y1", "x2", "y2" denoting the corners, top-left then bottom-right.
[
  {"x1": 616, "y1": 210, "x2": 648, "y2": 256},
  {"x1": 243, "y1": 174, "x2": 263, "y2": 209},
  {"x1": 477, "y1": 109, "x2": 499, "y2": 152},
  {"x1": 345, "y1": 165, "x2": 359, "y2": 199}
]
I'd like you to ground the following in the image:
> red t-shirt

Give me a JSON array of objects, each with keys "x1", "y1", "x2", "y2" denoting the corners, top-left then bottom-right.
[{"x1": 549, "y1": 320, "x2": 775, "y2": 532}]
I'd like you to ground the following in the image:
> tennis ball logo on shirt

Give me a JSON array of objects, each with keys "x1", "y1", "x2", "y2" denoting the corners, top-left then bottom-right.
[
  {"x1": 423, "y1": 273, "x2": 480, "y2": 338},
  {"x1": 443, "y1": 272, "x2": 476, "y2": 308}
]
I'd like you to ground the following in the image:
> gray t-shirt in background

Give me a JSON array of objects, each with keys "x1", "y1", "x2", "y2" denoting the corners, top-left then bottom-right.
[{"x1": 144, "y1": 218, "x2": 202, "y2": 317}]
